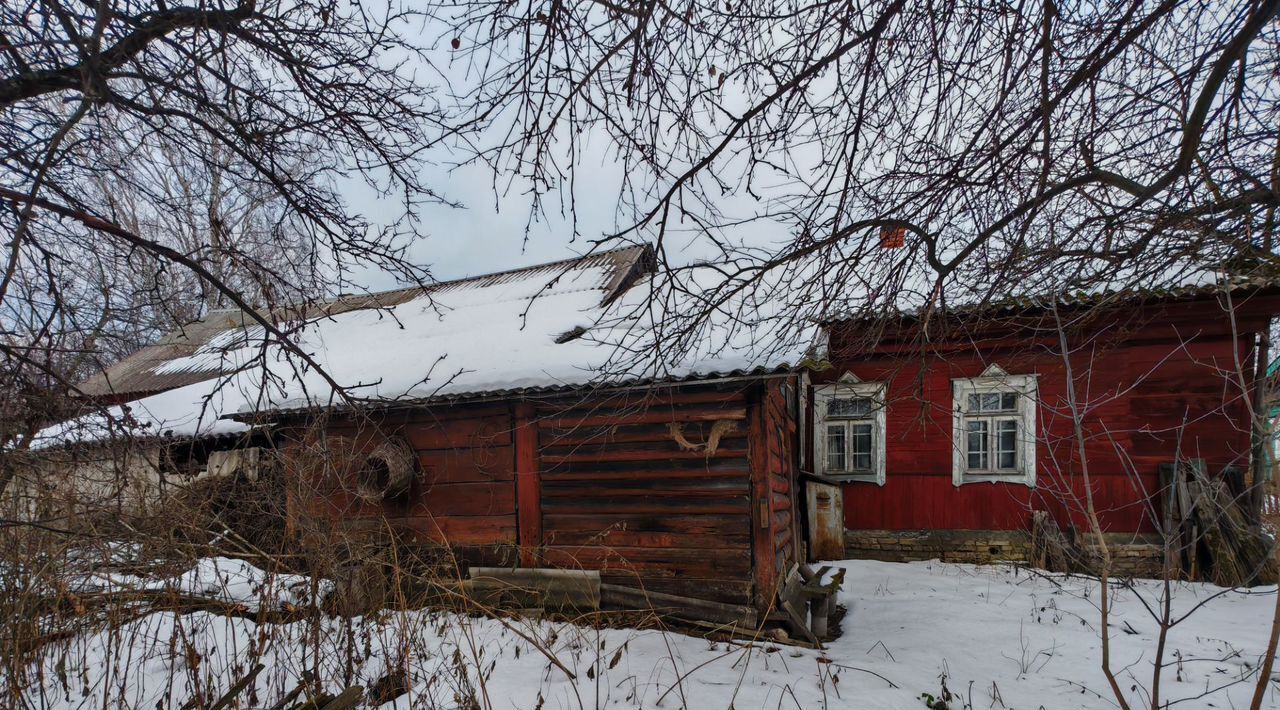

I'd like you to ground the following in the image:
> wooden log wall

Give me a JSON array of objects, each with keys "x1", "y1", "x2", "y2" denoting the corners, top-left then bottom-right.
[
  {"x1": 287, "y1": 377, "x2": 803, "y2": 612},
  {"x1": 752, "y1": 379, "x2": 801, "y2": 607},
  {"x1": 288, "y1": 402, "x2": 519, "y2": 568},
  {"x1": 534, "y1": 382, "x2": 763, "y2": 606}
]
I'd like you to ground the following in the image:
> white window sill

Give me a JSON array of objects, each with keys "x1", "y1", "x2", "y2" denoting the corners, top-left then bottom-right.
[
  {"x1": 956, "y1": 472, "x2": 1034, "y2": 487},
  {"x1": 823, "y1": 472, "x2": 884, "y2": 485}
]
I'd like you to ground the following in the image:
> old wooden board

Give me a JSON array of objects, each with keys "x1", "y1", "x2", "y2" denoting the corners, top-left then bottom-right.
[{"x1": 468, "y1": 567, "x2": 600, "y2": 611}]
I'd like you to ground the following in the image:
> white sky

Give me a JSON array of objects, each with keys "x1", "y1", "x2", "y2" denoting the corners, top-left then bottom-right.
[
  {"x1": 396, "y1": 161, "x2": 625, "y2": 282},
  {"x1": 348, "y1": 154, "x2": 787, "y2": 288},
  {"x1": 340, "y1": 11, "x2": 794, "y2": 290}
]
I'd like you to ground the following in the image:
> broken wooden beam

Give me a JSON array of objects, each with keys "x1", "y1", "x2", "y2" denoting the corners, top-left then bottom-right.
[{"x1": 467, "y1": 567, "x2": 601, "y2": 611}]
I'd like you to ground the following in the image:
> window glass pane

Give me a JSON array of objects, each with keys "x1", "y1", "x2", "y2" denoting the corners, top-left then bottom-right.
[
  {"x1": 825, "y1": 424, "x2": 846, "y2": 472},
  {"x1": 968, "y1": 392, "x2": 1003, "y2": 412},
  {"x1": 968, "y1": 389, "x2": 1018, "y2": 413},
  {"x1": 850, "y1": 423, "x2": 873, "y2": 471},
  {"x1": 996, "y1": 420, "x2": 1018, "y2": 469},
  {"x1": 981, "y1": 393, "x2": 1002, "y2": 412},
  {"x1": 829, "y1": 397, "x2": 873, "y2": 418},
  {"x1": 966, "y1": 420, "x2": 989, "y2": 469}
]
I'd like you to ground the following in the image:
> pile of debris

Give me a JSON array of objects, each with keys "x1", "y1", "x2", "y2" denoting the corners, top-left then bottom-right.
[
  {"x1": 1030, "y1": 462, "x2": 1277, "y2": 586},
  {"x1": 1161, "y1": 461, "x2": 1277, "y2": 586}
]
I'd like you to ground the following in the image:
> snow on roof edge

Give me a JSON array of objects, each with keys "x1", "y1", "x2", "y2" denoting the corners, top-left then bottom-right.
[{"x1": 223, "y1": 363, "x2": 801, "y2": 423}]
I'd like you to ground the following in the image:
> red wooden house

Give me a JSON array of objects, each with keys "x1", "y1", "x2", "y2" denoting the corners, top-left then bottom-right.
[
  {"x1": 46, "y1": 240, "x2": 1280, "y2": 615},
  {"x1": 812, "y1": 281, "x2": 1280, "y2": 571}
]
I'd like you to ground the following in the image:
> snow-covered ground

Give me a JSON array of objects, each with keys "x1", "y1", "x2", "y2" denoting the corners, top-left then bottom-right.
[{"x1": 22, "y1": 558, "x2": 1280, "y2": 709}]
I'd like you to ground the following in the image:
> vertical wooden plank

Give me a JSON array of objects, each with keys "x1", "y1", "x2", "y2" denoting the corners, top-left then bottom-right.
[
  {"x1": 514, "y1": 401, "x2": 541, "y2": 567},
  {"x1": 765, "y1": 379, "x2": 792, "y2": 572},
  {"x1": 784, "y1": 376, "x2": 804, "y2": 566},
  {"x1": 749, "y1": 383, "x2": 776, "y2": 610}
]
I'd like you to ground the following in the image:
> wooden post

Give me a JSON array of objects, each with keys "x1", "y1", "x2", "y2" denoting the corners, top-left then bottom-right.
[
  {"x1": 811, "y1": 594, "x2": 830, "y2": 638},
  {"x1": 782, "y1": 376, "x2": 804, "y2": 571},
  {"x1": 1249, "y1": 324, "x2": 1271, "y2": 524},
  {"x1": 749, "y1": 384, "x2": 776, "y2": 610},
  {"x1": 514, "y1": 402, "x2": 541, "y2": 567}
]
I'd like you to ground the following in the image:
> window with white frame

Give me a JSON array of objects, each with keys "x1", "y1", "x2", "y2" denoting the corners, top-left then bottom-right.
[
  {"x1": 952, "y1": 366, "x2": 1037, "y2": 486},
  {"x1": 815, "y1": 374, "x2": 886, "y2": 484}
]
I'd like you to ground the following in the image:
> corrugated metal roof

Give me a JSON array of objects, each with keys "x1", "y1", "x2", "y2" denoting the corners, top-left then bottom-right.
[
  {"x1": 972, "y1": 272, "x2": 1280, "y2": 312},
  {"x1": 820, "y1": 270, "x2": 1280, "y2": 325},
  {"x1": 230, "y1": 364, "x2": 796, "y2": 422},
  {"x1": 78, "y1": 245, "x2": 653, "y2": 400}
]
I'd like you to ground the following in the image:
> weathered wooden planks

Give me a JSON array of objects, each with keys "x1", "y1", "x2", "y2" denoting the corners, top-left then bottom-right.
[
  {"x1": 515, "y1": 402, "x2": 541, "y2": 566},
  {"x1": 749, "y1": 379, "x2": 800, "y2": 609},
  {"x1": 288, "y1": 401, "x2": 521, "y2": 551},
  {"x1": 600, "y1": 583, "x2": 758, "y2": 627},
  {"x1": 468, "y1": 567, "x2": 601, "y2": 611},
  {"x1": 287, "y1": 379, "x2": 801, "y2": 618},
  {"x1": 534, "y1": 382, "x2": 762, "y2": 607}
]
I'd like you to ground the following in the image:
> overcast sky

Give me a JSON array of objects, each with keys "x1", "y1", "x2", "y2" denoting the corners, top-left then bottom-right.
[
  {"x1": 398, "y1": 160, "x2": 625, "y2": 283},
  {"x1": 341, "y1": 18, "x2": 790, "y2": 291},
  {"x1": 339, "y1": 35, "x2": 640, "y2": 288},
  {"x1": 352, "y1": 146, "x2": 794, "y2": 291}
]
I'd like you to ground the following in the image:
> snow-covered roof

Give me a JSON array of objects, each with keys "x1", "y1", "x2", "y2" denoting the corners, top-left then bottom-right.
[
  {"x1": 36, "y1": 245, "x2": 810, "y2": 446},
  {"x1": 33, "y1": 378, "x2": 259, "y2": 447},
  {"x1": 814, "y1": 246, "x2": 1280, "y2": 325},
  {"x1": 76, "y1": 248, "x2": 651, "y2": 401},
  {"x1": 40, "y1": 239, "x2": 1278, "y2": 449}
]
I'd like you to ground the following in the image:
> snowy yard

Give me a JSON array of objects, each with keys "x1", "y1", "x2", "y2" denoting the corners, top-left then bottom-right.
[{"x1": 23, "y1": 558, "x2": 1279, "y2": 709}]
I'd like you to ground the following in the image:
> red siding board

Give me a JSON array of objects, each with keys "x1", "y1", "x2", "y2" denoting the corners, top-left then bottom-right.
[
  {"x1": 355, "y1": 515, "x2": 518, "y2": 546},
  {"x1": 418, "y1": 446, "x2": 515, "y2": 484},
  {"x1": 411, "y1": 482, "x2": 516, "y2": 518},
  {"x1": 829, "y1": 299, "x2": 1269, "y2": 535},
  {"x1": 284, "y1": 377, "x2": 798, "y2": 613},
  {"x1": 402, "y1": 415, "x2": 513, "y2": 450}
]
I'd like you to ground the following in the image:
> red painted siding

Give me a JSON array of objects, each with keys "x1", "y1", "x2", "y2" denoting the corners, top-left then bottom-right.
[{"x1": 825, "y1": 296, "x2": 1276, "y2": 535}]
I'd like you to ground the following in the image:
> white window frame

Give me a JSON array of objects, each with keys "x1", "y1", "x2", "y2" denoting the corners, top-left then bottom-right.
[
  {"x1": 952, "y1": 365, "x2": 1038, "y2": 487},
  {"x1": 814, "y1": 374, "x2": 887, "y2": 485}
]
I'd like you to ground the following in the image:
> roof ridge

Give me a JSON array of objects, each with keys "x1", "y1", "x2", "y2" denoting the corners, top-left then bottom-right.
[
  {"x1": 421, "y1": 243, "x2": 649, "y2": 292},
  {"x1": 292, "y1": 244, "x2": 652, "y2": 313}
]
